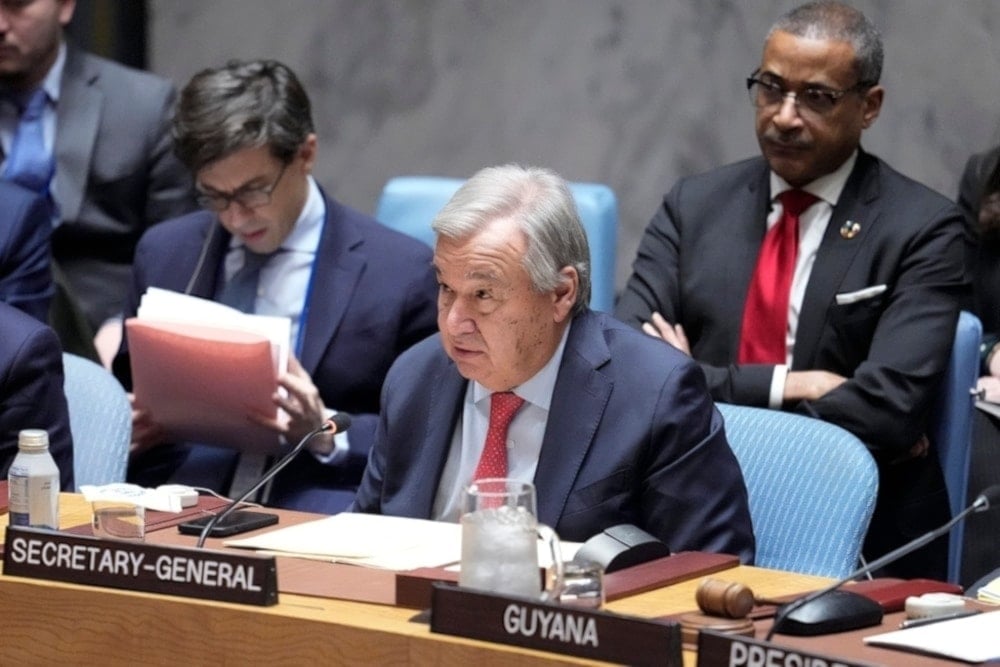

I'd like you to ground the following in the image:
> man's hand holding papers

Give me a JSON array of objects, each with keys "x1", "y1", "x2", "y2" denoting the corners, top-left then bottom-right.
[{"x1": 125, "y1": 288, "x2": 292, "y2": 455}]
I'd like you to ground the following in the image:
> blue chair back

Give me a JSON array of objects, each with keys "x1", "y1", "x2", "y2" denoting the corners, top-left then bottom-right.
[
  {"x1": 62, "y1": 353, "x2": 131, "y2": 490},
  {"x1": 931, "y1": 311, "x2": 982, "y2": 583},
  {"x1": 717, "y1": 403, "x2": 878, "y2": 578},
  {"x1": 374, "y1": 176, "x2": 619, "y2": 312}
]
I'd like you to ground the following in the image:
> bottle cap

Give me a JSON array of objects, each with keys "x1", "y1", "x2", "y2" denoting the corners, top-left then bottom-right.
[{"x1": 18, "y1": 429, "x2": 49, "y2": 451}]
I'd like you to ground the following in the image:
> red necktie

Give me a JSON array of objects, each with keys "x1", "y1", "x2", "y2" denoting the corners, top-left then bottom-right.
[
  {"x1": 472, "y1": 392, "x2": 525, "y2": 481},
  {"x1": 738, "y1": 189, "x2": 819, "y2": 364}
]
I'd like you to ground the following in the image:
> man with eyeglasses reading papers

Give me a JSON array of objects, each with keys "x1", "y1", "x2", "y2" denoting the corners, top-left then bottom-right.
[
  {"x1": 616, "y1": 1, "x2": 967, "y2": 578},
  {"x1": 112, "y1": 60, "x2": 438, "y2": 513}
]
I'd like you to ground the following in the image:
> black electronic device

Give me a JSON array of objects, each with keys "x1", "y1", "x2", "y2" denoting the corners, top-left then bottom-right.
[
  {"x1": 573, "y1": 524, "x2": 671, "y2": 573},
  {"x1": 192, "y1": 413, "x2": 352, "y2": 548},
  {"x1": 178, "y1": 510, "x2": 279, "y2": 538},
  {"x1": 768, "y1": 484, "x2": 1000, "y2": 639}
]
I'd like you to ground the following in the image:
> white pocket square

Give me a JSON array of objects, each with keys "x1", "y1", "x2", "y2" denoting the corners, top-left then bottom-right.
[{"x1": 835, "y1": 284, "x2": 887, "y2": 305}]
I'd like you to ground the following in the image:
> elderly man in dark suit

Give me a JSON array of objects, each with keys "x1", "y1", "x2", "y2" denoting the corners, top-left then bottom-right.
[
  {"x1": 353, "y1": 164, "x2": 755, "y2": 562},
  {"x1": 114, "y1": 60, "x2": 438, "y2": 513},
  {"x1": 616, "y1": 1, "x2": 967, "y2": 578},
  {"x1": 0, "y1": 0, "x2": 195, "y2": 361},
  {"x1": 0, "y1": 301, "x2": 73, "y2": 488}
]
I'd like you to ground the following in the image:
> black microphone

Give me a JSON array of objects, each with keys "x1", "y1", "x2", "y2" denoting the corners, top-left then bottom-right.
[
  {"x1": 766, "y1": 484, "x2": 1000, "y2": 639},
  {"x1": 194, "y1": 413, "x2": 352, "y2": 548}
]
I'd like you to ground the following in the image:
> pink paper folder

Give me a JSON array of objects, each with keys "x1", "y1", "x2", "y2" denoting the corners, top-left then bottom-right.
[{"x1": 125, "y1": 318, "x2": 283, "y2": 455}]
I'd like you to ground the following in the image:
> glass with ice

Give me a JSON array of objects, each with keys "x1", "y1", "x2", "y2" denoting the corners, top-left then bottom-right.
[{"x1": 459, "y1": 478, "x2": 563, "y2": 599}]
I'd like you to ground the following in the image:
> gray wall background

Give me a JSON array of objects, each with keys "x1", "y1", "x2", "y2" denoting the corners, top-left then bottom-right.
[{"x1": 148, "y1": 1, "x2": 1000, "y2": 293}]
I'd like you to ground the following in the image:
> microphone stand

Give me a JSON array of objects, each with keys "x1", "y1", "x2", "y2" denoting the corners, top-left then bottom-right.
[
  {"x1": 195, "y1": 416, "x2": 347, "y2": 548},
  {"x1": 767, "y1": 491, "x2": 994, "y2": 640}
]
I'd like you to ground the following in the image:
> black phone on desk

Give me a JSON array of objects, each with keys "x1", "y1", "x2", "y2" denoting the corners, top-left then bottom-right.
[{"x1": 177, "y1": 510, "x2": 278, "y2": 537}]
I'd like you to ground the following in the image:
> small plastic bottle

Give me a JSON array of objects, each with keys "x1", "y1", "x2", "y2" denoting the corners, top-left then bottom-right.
[{"x1": 8, "y1": 429, "x2": 60, "y2": 529}]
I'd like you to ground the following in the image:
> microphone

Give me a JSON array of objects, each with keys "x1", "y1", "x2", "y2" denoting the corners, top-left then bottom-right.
[
  {"x1": 766, "y1": 484, "x2": 1000, "y2": 639},
  {"x1": 194, "y1": 413, "x2": 352, "y2": 548}
]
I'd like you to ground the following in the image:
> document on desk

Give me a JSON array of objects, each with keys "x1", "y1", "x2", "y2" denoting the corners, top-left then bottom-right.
[
  {"x1": 224, "y1": 513, "x2": 579, "y2": 570},
  {"x1": 863, "y1": 610, "x2": 1000, "y2": 662},
  {"x1": 125, "y1": 287, "x2": 291, "y2": 454},
  {"x1": 224, "y1": 513, "x2": 464, "y2": 570}
]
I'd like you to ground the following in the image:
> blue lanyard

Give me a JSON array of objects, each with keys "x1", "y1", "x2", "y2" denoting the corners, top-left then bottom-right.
[{"x1": 293, "y1": 204, "x2": 325, "y2": 358}]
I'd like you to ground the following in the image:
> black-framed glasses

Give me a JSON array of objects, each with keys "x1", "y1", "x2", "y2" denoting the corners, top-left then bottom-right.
[
  {"x1": 196, "y1": 161, "x2": 290, "y2": 213},
  {"x1": 746, "y1": 71, "x2": 871, "y2": 116}
]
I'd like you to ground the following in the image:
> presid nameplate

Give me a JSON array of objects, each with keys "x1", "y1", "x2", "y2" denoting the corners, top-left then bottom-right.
[
  {"x1": 697, "y1": 629, "x2": 877, "y2": 667},
  {"x1": 431, "y1": 583, "x2": 681, "y2": 666},
  {"x1": 3, "y1": 526, "x2": 277, "y2": 606}
]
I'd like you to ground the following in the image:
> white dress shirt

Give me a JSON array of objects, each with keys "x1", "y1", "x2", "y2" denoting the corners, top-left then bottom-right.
[
  {"x1": 765, "y1": 150, "x2": 858, "y2": 407},
  {"x1": 431, "y1": 323, "x2": 572, "y2": 522},
  {"x1": 223, "y1": 177, "x2": 351, "y2": 460},
  {"x1": 0, "y1": 41, "x2": 64, "y2": 223}
]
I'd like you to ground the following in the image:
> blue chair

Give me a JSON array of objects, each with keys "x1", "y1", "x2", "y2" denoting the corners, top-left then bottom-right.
[
  {"x1": 62, "y1": 353, "x2": 131, "y2": 490},
  {"x1": 716, "y1": 403, "x2": 879, "y2": 578},
  {"x1": 374, "y1": 176, "x2": 619, "y2": 313},
  {"x1": 931, "y1": 311, "x2": 982, "y2": 584}
]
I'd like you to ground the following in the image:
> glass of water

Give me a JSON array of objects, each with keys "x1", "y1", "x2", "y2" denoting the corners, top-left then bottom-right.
[
  {"x1": 559, "y1": 560, "x2": 605, "y2": 609},
  {"x1": 91, "y1": 500, "x2": 146, "y2": 541},
  {"x1": 459, "y1": 478, "x2": 563, "y2": 600}
]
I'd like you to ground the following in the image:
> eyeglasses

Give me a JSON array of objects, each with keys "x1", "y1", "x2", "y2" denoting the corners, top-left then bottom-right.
[
  {"x1": 746, "y1": 72, "x2": 871, "y2": 116},
  {"x1": 196, "y1": 161, "x2": 289, "y2": 213}
]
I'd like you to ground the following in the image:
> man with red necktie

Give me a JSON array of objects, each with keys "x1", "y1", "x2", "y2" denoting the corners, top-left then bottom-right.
[
  {"x1": 353, "y1": 164, "x2": 755, "y2": 563},
  {"x1": 616, "y1": 2, "x2": 967, "y2": 578}
]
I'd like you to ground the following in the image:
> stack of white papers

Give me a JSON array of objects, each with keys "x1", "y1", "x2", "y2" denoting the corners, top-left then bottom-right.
[
  {"x1": 224, "y1": 513, "x2": 581, "y2": 571},
  {"x1": 135, "y1": 287, "x2": 291, "y2": 370},
  {"x1": 863, "y1": 611, "x2": 1000, "y2": 662},
  {"x1": 225, "y1": 513, "x2": 464, "y2": 570},
  {"x1": 979, "y1": 575, "x2": 1000, "y2": 604}
]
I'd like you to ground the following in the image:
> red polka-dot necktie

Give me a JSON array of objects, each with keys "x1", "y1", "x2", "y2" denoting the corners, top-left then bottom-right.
[
  {"x1": 737, "y1": 189, "x2": 819, "y2": 364},
  {"x1": 472, "y1": 392, "x2": 525, "y2": 481}
]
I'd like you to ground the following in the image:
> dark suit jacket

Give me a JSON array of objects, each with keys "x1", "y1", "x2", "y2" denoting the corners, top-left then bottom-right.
[
  {"x1": 0, "y1": 301, "x2": 73, "y2": 489},
  {"x1": 353, "y1": 310, "x2": 756, "y2": 562},
  {"x1": 957, "y1": 145, "x2": 1000, "y2": 338},
  {"x1": 113, "y1": 189, "x2": 439, "y2": 510},
  {"x1": 49, "y1": 44, "x2": 196, "y2": 333},
  {"x1": 615, "y1": 150, "x2": 968, "y2": 576},
  {"x1": 0, "y1": 181, "x2": 53, "y2": 321},
  {"x1": 957, "y1": 145, "x2": 999, "y2": 231},
  {"x1": 617, "y1": 150, "x2": 967, "y2": 456}
]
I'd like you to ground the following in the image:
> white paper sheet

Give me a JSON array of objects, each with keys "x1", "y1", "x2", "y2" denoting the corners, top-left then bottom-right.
[
  {"x1": 863, "y1": 610, "x2": 1000, "y2": 662},
  {"x1": 224, "y1": 513, "x2": 580, "y2": 571},
  {"x1": 225, "y1": 513, "x2": 463, "y2": 570}
]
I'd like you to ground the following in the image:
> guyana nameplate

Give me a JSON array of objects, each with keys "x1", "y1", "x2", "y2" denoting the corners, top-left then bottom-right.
[
  {"x1": 3, "y1": 526, "x2": 277, "y2": 606},
  {"x1": 431, "y1": 582, "x2": 681, "y2": 666}
]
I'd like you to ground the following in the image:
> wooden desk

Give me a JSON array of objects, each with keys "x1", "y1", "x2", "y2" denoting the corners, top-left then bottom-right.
[{"x1": 0, "y1": 495, "x2": 871, "y2": 665}]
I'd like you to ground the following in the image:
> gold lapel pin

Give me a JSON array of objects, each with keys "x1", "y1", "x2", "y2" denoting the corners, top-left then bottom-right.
[{"x1": 840, "y1": 220, "x2": 861, "y2": 239}]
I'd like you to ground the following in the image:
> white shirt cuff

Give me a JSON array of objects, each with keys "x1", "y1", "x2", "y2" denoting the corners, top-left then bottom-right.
[
  {"x1": 311, "y1": 409, "x2": 350, "y2": 465},
  {"x1": 768, "y1": 365, "x2": 788, "y2": 409}
]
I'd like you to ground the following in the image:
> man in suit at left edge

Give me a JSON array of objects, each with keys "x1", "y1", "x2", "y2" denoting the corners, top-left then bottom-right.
[
  {"x1": 0, "y1": 300, "x2": 73, "y2": 488},
  {"x1": 0, "y1": 180, "x2": 54, "y2": 321},
  {"x1": 0, "y1": 0, "x2": 196, "y2": 361}
]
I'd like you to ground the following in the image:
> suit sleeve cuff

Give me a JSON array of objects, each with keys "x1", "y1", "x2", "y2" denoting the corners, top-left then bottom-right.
[
  {"x1": 769, "y1": 365, "x2": 788, "y2": 409},
  {"x1": 310, "y1": 409, "x2": 350, "y2": 465}
]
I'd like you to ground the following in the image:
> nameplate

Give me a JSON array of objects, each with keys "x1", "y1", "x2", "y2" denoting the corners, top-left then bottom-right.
[
  {"x1": 697, "y1": 629, "x2": 877, "y2": 667},
  {"x1": 3, "y1": 526, "x2": 277, "y2": 606},
  {"x1": 431, "y1": 583, "x2": 681, "y2": 666},
  {"x1": 398, "y1": 551, "x2": 739, "y2": 610}
]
